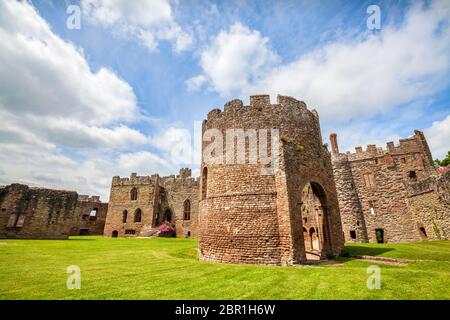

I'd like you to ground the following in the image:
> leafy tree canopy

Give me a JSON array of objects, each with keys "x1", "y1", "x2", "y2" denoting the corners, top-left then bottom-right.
[{"x1": 434, "y1": 150, "x2": 450, "y2": 167}]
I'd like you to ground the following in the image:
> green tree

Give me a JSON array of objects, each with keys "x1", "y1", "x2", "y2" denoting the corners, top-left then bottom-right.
[{"x1": 434, "y1": 150, "x2": 450, "y2": 167}]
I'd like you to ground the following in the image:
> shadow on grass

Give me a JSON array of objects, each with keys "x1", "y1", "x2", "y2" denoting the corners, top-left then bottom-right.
[{"x1": 344, "y1": 245, "x2": 395, "y2": 257}]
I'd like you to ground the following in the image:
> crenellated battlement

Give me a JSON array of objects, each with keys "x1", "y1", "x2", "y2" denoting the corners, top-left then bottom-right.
[
  {"x1": 112, "y1": 169, "x2": 200, "y2": 188},
  {"x1": 160, "y1": 168, "x2": 200, "y2": 187},
  {"x1": 111, "y1": 172, "x2": 159, "y2": 187},
  {"x1": 77, "y1": 195, "x2": 102, "y2": 203},
  {"x1": 205, "y1": 94, "x2": 312, "y2": 123},
  {"x1": 331, "y1": 130, "x2": 433, "y2": 164}
]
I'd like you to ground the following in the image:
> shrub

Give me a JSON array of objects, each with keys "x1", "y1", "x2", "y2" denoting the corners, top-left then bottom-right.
[{"x1": 159, "y1": 221, "x2": 175, "y2": 237}]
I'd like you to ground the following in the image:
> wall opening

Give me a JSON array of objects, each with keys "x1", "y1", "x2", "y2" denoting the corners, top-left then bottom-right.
[
  {"x1": 419, "y1": 227, "x2": 428, "y2": 240},
  {"x1": 6, "y1": 213, "x2": 18, "y2": 228},
  {"x1": 164, "y1": 209, "x2": 172, "y2": 222},
  {"x1": 369, "y1": 200, "x2": 377, "y2": 216},
  {"x1": 409, "y1": 171, "x2": 417, "y2": 181},
  {"x1": 350, "y1": 230, "x2": 357, "y2": 239},
  {"x1": 130, "y1": 187, "x2": 138, "y2": 201},
  {"x1": 89, "y1": 208, "x2": 98, "y2": 221},
  {"x1": 375, "y1": 228, "x2": 384, "y2": 243},
  {"x1": 125, "y1": 229, "x2": 136, "y2": 235},
  {"x1": 134, "y1": 208, "x2": 142, "y2": 223},
  {"x1": 202, "y1": 167, "x2": 208, "y2": 200},
  {"x1": 79, "y1": 228, "x2": 89, "y2": 236},
  {"x1": 112, "y1": 230, "x2": 118, "y2": 237},
  {"x1": 183, "y1": 199, "x2": 191, "y2": 220},
  {"x1": 122, "y1": 210, "x2": 128, "y2": 223},
  {"x1": 300, "y1": 182, "x2": 332, "y2": 260}
]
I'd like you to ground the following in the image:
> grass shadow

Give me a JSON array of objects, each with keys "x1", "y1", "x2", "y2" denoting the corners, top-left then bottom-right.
[{"x1": 344, "y1": 245, "x2": 395, "y2": 257}]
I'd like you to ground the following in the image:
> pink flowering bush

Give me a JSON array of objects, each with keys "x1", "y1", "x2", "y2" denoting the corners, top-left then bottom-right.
[{"x1": 159, "y1": 221, "x2": 175, "y2": 237}]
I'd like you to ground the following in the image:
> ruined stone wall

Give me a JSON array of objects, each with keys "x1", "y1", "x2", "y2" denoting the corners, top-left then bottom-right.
[
  {"x1": 104, "y1": 169, "x2": 199, "y2": 238},
  {"x1": 72, "y1": 198, "x2": 108, "y2": 236},
  {"x1": 103, "y1": 173, "x2": 159, "y2": 237},
  {"x1": 160, "y1": 169, "x2": 199, "y2": 238},
  {"x1": 331, "y1": 131, "x2": 447, "y2": 243},
  {"x1": 407, "y1": 170, "x2": 450, "y2": 240},
  {"x1": 198, "y1": 94, "x2": 344, "y2": 265},
  {"x1": 0, "y1": 184, "x2": 107, "y2": 239}
]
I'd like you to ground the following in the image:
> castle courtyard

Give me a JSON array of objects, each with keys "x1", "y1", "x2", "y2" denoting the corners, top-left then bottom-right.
[{"x1": 0, "y1": 236, "x2": 449, "y2": 300}]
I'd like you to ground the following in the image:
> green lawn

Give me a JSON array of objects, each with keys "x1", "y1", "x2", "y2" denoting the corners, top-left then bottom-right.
[{"x1": 0, "y1": 237, "x2": 449, "y2": 300}]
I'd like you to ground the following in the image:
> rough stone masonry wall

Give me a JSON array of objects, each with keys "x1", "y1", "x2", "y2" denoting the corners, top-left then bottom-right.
[
  {"x1": 198, "y1": 94, "x2": 344, "y2": 265},
  {"x1": 0, "y1": 184, "x2": 107, "y2": 239},
  {"x1": 160, "y1": 170, "x2": 199, "y2": 238},
  {"x1": 407, "y1": 170, "x2": 450, "y2": 240},
  {"x1": 104, "y1": 173, "x2": 160, "y2": 237},
  {"x1": 72, "y1": 198, "x2": 108, "y2": 236},
  {"x1": 332, "y1": 131, "x2": 445, "y2": 243},
  {"x1": 104, "y1": 169, "x2": 199, "y2": 238}
]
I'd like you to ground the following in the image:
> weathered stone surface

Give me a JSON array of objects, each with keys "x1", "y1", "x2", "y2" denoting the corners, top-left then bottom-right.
[
  {"x1": 103, "y1": 169, "x2": 199, "y2": 238},
  {"x1": 198, "y1": 94, "x2": 344, "y2": 265},
  {"x1": 0, "y1": 184, "x2": 107, "y2": 239},
  {"x1": 331, "y1": 131, "x2": 450, "y2": 243}
]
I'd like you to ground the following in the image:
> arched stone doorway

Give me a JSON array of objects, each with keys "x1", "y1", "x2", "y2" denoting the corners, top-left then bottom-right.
[
  {"x1": 300, "y1": 182, "x2": 332, "y2": 260},
  {"x1": 112, "y1": 230, "x2": 118, "y2": 238},
  {"x1": 164, "y1": 209, "x2": 172, "y2": 222}
]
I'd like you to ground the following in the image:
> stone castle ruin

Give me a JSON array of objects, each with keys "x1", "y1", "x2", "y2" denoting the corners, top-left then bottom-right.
[
  {"x1": 103, "y1": 168, "x2": 198, "y2": 238},
  {"x1": 0, "y1": 94, "x2": 449, "y2": 266},
  {"x1": 0, "y1": 184, "x2": 107, "y2": 239},
  {"x1": 198, "y1": 95, "x2": 344, "y2": 265},
  {"x1": 331, "y1": 131, "x2": 450, "y2": 243}
]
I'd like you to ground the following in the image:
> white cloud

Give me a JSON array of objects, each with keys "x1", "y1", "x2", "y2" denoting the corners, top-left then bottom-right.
[
  {"x1": 188, "y1": 23, "x2": 279, "y2": 95},
  {"x1": 192, "y1": 1, "x2": 450, "y2": 119},
  {"x1": 0, "y1": 1, "x2": 180, "y2": 200},
  {"x1": 81, "y1": 0, "x2": 193, "y2": 52},
  {"x1": 0, "y1": 0, "x2": 146, "y2": 149},
  {"x1": 0, "y1": 145, "x2": 174, "y2": 201},
  {"x1": 0, "y1": 1, "x2": 137, "y2": 125},
  {"x1": 149, "y1": 126, "x2": 200, "y2": 165},
  {"x1": 185, "y1": 75, "x2": 207, "y2": 92},
  {"x1": 425, "y1": 115, "x2": 450, "y2": 160}
]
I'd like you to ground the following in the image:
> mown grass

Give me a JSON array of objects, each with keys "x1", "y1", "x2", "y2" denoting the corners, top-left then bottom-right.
[{"x1": 0, "y1": 237, "x2": 449, "y2": 300}]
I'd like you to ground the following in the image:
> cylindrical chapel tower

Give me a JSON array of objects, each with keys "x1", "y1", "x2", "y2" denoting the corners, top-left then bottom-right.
[{"x1": 198, "y1": 95, "x2": 344, "y2": 265}]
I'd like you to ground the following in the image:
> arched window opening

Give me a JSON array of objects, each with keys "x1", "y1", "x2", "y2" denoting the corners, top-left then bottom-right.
[
  {"x1": 350, "y1": 230, "x2": 357, "y2": 239},
  {"x1": 134, "y1": 208, "x2": 142, "y2": 223},
  {"x1": 183, "y1": 199, "x2": 191, "y2": 220},
  {"x1": 130, "y1": 187, "x2": 138, "y2": 201},
  {"x1": 202, "y1": 167, "x2": 208, "y2": 200},
  {"x1": 122, "y1": 210, "x2": 128, "y2": 223}
]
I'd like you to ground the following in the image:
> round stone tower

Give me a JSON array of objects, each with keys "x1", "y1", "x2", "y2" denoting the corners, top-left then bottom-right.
[{"x1": 198, "y1": 94, "x2": 344, "y2": 265}]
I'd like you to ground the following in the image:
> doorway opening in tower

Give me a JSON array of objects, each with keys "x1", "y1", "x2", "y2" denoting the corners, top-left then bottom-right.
[{"x1": 301, "y1": 182, "x2": 332, "y2": 260}]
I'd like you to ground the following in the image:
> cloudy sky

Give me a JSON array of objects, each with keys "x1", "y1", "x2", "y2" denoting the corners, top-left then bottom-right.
[{"x1": 0, "y1": 0, "x2": 449, "y2": 200}]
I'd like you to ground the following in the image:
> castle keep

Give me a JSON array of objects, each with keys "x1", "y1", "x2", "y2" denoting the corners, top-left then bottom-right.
[
  {"x1": 0, "y1": 184, "x2": 107, "y2": 239},
  {"x1": 331, "y1": 131, "x2": 450, "y2": 243},
  {"x1": 198, "y1": 95, "x2": 344, "y2": 265},
  {"x1": 103, "y1": 168, "x2": 198, "y2": 238}
]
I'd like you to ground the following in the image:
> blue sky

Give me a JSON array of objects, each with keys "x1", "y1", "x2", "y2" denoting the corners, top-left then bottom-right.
[{"x1": 0, "y1": 0, "x2": 449, "y2": 200}]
